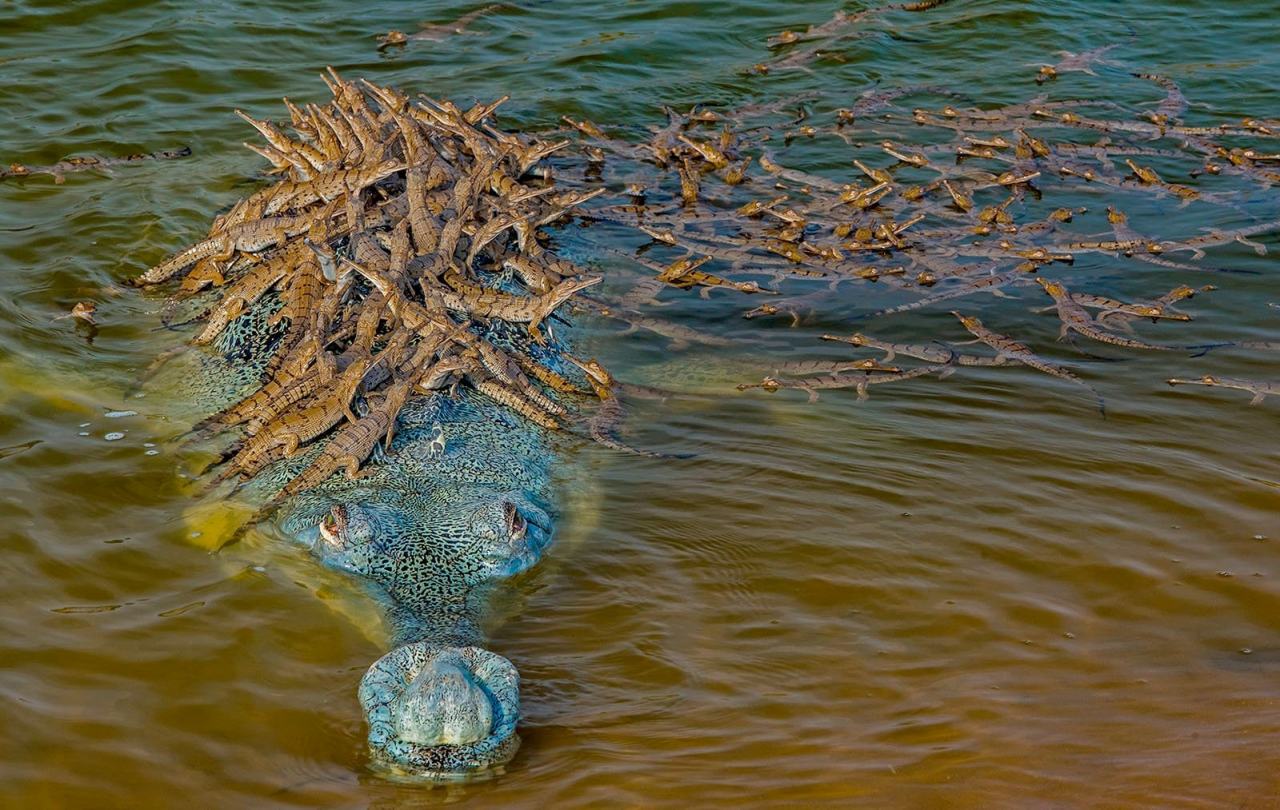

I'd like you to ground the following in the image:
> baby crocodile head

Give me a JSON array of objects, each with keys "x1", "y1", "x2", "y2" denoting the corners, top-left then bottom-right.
[{"x1": 377, "y1": 30, "x2": 409, "y2": 49}]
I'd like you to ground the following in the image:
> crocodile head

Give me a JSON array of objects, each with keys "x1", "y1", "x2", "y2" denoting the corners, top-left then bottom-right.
[
  {"x1": 282, "y1": 491, "x2": 547, "y2": 775},
  {"x1": 275, "y1": 390, "x2": 556, "y2": 776}
]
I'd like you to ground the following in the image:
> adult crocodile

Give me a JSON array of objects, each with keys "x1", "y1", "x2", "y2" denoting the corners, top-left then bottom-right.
[
  {"x1": 185, "y1": 304, "x2": 574, "y2": 777},
  {"x1": 140, "y1": 73, "x2": 608, "y2": 779}
]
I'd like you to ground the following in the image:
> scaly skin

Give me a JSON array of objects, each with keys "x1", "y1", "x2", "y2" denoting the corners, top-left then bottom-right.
[
  {"x1": 207, "y1": 348, "x2": 384, "y2": 485},
  {"x1": 465, "y1": 211, "x2": 528, "y2": 268},
  {"x1": 871, "y1": 261, "x2": 1023, "y2": 318},
  {"x1": 472, "y1": 375, "x2": 561, "y2": 431},
  {"x1": 345, "y1": 258, "x2": 568, "y2": 426},
  {"x1": 376, "y1": 4, "x2": 505, "y2": 50},
  {"x1": 565, "y1": 356, "x2": 670, "y2": 458},
  {"x1": 235, "y1": 108, "x2": 332, "y2": 172},
  {"x1": 771, "y1": 358, "x2": 901, "y2": 375},
  {"x1": 500, "y1": 252, "x2": 564, "y2": 295},
  {"x1": 1098, "y1": 284, "x2": 1215, "y2": 329},
  {"x1": 359, "y1": 644, "x2": 520, "y2": 771},
  {"x1": 1033, "y1": 288, "x2": 1192, "y2": 323},
  {"x1": 655, "y1": 257, "x2": 777, "y2": 296},
  {"x1": 573, "y1": 295, "x2": 733, "y2": 348},
  {"x1": 248, "y1": 338, "x2": 404, "y2": 472},
  {"x1": 277, "y1": 376, "x2": 416, "y2": 496}
]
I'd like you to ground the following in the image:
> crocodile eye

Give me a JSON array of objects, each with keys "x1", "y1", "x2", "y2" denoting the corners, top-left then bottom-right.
[
  {"x1": 318, "y1": 505, "x2": 347, "y2": 548},
  {"x1": 503, "y1": 501, "x2": 527, "y2": 541}
]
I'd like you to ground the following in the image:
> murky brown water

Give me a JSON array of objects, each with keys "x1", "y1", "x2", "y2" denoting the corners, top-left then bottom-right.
[{"x1": 2, "y1": 0, "x2": 1279, "y2": 806}]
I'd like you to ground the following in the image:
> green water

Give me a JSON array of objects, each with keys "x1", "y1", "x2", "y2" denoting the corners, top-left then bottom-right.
[{"x1": 2, "y1": 1, "x2": 1279, "y2": 806}]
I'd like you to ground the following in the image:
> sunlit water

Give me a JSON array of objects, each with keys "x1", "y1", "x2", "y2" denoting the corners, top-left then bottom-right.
[{"x1": 2, "y1": 1, "x2": 1278, "y2": 806}]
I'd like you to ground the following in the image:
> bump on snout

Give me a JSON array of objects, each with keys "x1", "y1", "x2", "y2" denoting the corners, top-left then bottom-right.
[{"x1": 359, "y1": 643, "x2": 521, "y2": 776}]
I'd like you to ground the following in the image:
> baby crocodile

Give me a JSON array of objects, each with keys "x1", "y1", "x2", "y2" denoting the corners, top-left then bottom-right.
[
  {"x1": 139, "y1": 210, "x2": 326, "y2": 285},
  {"x1": 567, "y1": 356, "x2": 671, "y2": 458},
  {"x1": 1167, "y1": 375, "x2": 1278, "y2": 406},
  {"x1": 770, "y1": 357, "x2": 902, "y2": 376},
  {"x1": 1, "y1": 146, "x2": 191, "y2": 183},
  {"x1": 376, "y1": 4, "x2": 505, "y2": 50},
  {"x1": 952, "y1": 311, "x2": 1106, "y2": 415},
  {"x1": 821, "y1": 332, "x2": 1007, "y2": 366},
  {"x1": 573, "y1": 296, "x2": 733, "y2": 349},
  {"x1": 1032, "y1": 287, "x2": 1194, "y2": 324},
  {"x1": 737, "y1": 363, "x2": 946, "y2": 403},
  {"x1": 1036, "y1": 277, "x2": 1173, "y2": 352}
]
